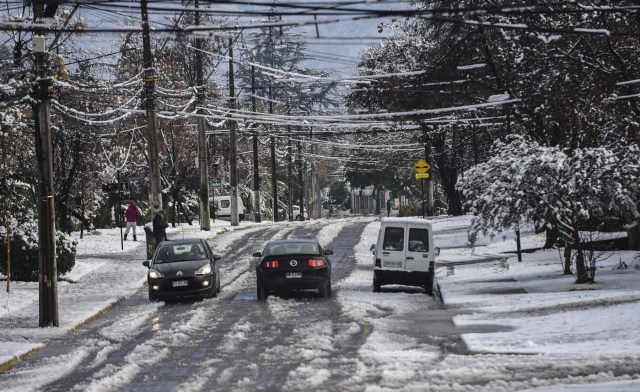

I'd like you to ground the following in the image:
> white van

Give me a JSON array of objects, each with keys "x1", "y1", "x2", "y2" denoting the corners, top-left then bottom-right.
[
  {"x1": 214, "y1": 196, "x2": 246, "y2": 221},
  {"x1": 370, "y1": 217, "x2": 438, "y2": 295}
]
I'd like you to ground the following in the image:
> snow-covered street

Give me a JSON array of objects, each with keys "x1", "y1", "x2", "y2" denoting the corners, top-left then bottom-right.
[{"x1": 1, "y1": 215, "x2": 640, "y2": 391}]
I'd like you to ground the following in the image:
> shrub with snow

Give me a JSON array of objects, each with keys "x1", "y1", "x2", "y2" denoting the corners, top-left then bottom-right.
[{"x1": 0, "y1": 218, "x2": 77, "y2": 281}]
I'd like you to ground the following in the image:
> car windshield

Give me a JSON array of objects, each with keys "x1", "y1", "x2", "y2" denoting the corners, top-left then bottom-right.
[
  {"x1": 154, "y1": 243, "x2": 206, "y2": 264},
  {"x1": 266, "y1": 242, "x2": 320, "y2": 256}
]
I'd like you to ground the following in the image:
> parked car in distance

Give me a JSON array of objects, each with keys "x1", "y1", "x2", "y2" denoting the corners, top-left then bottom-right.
[
  {"x1": 370, "y1": 217, "x2": 439, "y2": 295},
  {"x1": 142, "y1": 238, "x2": 221, "y2": 301},
  {"x1": 252, "y1": 239, "x2": 333, "y2": 300}
]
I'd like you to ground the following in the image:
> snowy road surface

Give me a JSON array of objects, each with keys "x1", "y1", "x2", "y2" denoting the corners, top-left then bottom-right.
[{"x1": 1, "y1": 217, "x2": 640, "y2": 391}]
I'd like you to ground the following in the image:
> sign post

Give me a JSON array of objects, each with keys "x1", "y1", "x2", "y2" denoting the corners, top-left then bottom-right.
[{"x1": 413, "y1": 160, "x2": 431, "y2": 217}]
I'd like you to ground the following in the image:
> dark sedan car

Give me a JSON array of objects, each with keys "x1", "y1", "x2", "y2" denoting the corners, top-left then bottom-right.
[
  {"x1": 142, "y1": 238, "x2": 221, "y2": 301},
  {"x1": 252, "y1": 239, "x2": 333, "y2": 300}
]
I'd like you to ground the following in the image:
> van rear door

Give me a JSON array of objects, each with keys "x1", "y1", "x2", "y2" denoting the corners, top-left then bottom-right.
[
  {"x1": 404, "y1": 223, "x2": 432, "y2": 272},
  {"x1": 379, "y1": 225, "x2": 405, "y2": 269}
]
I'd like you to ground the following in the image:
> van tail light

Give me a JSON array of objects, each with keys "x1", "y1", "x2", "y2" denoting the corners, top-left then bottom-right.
[
  {"x1": 428, "y1": 261, "x2": 435, "y2": 272},
  {"x1": 375, "y1": 258, "x2": 381, "y2": 268},
  {"x1": 308, "y1": 259, "x2": 325, "y2": 268},
  {"x1": 263, "y1": 260, "x2": 279, "y2": 269}
]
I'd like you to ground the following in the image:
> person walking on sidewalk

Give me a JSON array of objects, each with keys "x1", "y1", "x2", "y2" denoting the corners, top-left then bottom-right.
[
  {"x1": 124, "y1": 199, "x2": 142, "y2": 241},
  {"x1": 152, "y1": 209, "x2": 169, "y2": 246}
]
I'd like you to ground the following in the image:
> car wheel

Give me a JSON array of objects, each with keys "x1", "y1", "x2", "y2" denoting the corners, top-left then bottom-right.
[
  {"x1": 373, "y1": 277, "x2": 381, "y2": 292},
  {"x1": 424, "y1": 274, "x2": 434, "y2": 296},
  {"x1": 319, "y1": 281, "x2": 331, "y2": 298},
  {"x1": 149, "y1": 292, "x2": 159, "y2": 301},
  {"x1": 295, "y1": 214, "x2": 302, "y2": 221},
  {"x1": 257, "y1": 282, "x2": 268, "y2": 301}
]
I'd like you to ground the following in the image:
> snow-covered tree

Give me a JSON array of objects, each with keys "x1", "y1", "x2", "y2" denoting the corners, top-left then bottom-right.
[
  {"x1": 458, "y1": 135, "x2": 640, "y2": 283},
  {"x1": 348, "y1": 1, "x2": 640, "y2": 217}
]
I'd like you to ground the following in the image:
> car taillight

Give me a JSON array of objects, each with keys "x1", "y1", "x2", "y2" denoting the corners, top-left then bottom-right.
[
  {"x1": 308, "y1": 259, "x2": 325, "y2": 268},
  {"x1": 263, "y1": 260, "x2": 279, "y2": 269},
  {"x1": 375, "y1": 258, "x2": 381, "y2": 268}
]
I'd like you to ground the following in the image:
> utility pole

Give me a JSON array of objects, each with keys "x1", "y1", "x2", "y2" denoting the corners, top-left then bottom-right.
[
  {"x1": 195, "y1": 0, "x2": 210, "y2": 230},
  {"x1": 287, "y1": 107, "x2": 293, "y2": 221},
  {"x1": 309, "y1": 127, "x2": 315, "y2": 219},
  {"x1": 251, "y1": 66, "x2": 261, "y2": 222},
  {"x1": 269, "y1": 85, "x2": 278, "y2": 222},
  {"x1": 5, "y1": 213, "x2": 10, "y2": 293},
  {"x1": 140, "y1": 0, "x2": 163, "y2": 214},
  {"x1": 424, "y1": 124, "x2": 433, "y2": 216},
  {"x1": 32, "y1": 1, "x2": 58, "y2": 327},
  {"x1": 297, "y1": 137, "x2": 304, "y2": 220},
  {"x1": 228, "y1": 37, "x2": 239, "y2": 227},
  {"x1": 269, "y1": 24, "x2": 278, "y2": 222}
]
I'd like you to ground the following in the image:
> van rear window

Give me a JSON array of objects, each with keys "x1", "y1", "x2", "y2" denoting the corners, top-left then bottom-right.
[
  {"x1": 408, "y1": 228, "x2": 429, "y2": 252},
  {"x1": 221, "y1": 200, "x2": 230, "y2": 208},
  {"x1": 383, "y1": 227, "x2": 404, "y2": 251}
]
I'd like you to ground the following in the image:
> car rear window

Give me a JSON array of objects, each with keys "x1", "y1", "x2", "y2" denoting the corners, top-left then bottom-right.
[
  {"x1": 383, "y1": 227, "x2": 404, "y2": 251},
  {"x1": 408, "y1": 228, "x2": 429, "y2": 252},
  {"x1": 267, "y1": 243, "x2": 319, "y2": 255}
]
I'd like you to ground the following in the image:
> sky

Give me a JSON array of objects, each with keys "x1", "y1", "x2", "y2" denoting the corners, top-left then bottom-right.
[{"x1": 2, "y1": 214, "x2": 640, "y2": 391}]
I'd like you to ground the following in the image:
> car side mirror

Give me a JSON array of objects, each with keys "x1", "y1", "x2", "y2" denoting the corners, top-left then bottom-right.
[
  {"x1": 324, "y1": 249, "x2": 333, "y2": 256},
  {"x1": 370, "y1": 244, "x2": 376, "y2": 252},
  {"x1": 434, "y1": 247, "x2": 440, "y2": 256},
  {"x1": 213, "y1": 254, "x2": 221, "y2": 261},
  {"x1": 252, "y1": 251, "x2": 262, "y2": 257},
  {"x1": 142, "y1": 260, "x2": 150, "y2": 267}
]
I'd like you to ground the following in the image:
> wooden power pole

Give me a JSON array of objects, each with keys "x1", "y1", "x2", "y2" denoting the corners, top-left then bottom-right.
[
  {"x1": 228, "y1": 37, "x2": 239, "y2": 227},
  {"x1": 251, "y1": 66, "x2": 261, "y2": 222},
  {"x1": 33, "y1": 1, "x2": 58, "y2": 327},
  {"x1": 195, "y1": 0, "x2": 210, "y2": 230},
  {"x1": 140, "y1": 0, "x2": 163, "y2": 214}
]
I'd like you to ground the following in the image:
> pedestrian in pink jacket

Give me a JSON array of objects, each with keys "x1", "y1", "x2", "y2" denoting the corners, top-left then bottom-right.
[{"x1": 124, "y1": 199, "x2": 142, "y2": 241}]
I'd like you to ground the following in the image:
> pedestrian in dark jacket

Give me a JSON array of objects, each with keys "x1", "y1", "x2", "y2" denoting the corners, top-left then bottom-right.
[
  {"x1": 152, "y1": 209, "x2": 168, "y2": 245},
  {"x1": 124, "y1": 199, "x2": 142, "y2": 241}
]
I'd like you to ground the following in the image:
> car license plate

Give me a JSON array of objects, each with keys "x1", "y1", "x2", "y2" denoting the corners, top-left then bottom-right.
[
  {"x1": 172, "y1": 280, "x2": 188, "y2": 287},
  {"x1": 286, "y1": 272, "x2": 302, "y2": 278},
  {"x1": 384, "y1": 260, "x2": 403, "y2": 268}
]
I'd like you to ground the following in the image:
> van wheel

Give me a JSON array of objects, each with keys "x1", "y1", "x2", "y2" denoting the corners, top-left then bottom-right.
[
  {"x1": 373, "y1": 277, "x2": 381, "y2": 292},
  {"x1": 424, "y1": 276, "x2": 434, "y2": 296}
]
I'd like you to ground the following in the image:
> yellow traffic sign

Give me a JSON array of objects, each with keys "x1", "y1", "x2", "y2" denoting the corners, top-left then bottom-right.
[
  {"x1": 416, "y1": 173, "x2": 430, "y2": 179},
  {"x1": 413, "y1": 159, "x2": 431, "y2": 174}
]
